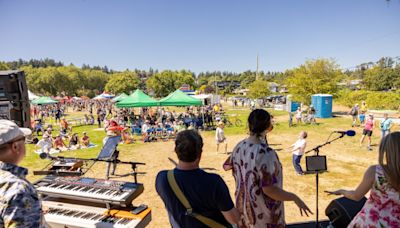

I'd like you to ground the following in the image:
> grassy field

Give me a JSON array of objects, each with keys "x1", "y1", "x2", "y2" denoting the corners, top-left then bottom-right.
[{"x1": 22, "y1": 104, "x2": 398, "y2": 227}]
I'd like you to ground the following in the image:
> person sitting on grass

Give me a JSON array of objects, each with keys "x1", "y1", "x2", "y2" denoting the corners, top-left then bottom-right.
[
  {"x1": 54, "y1": 135, "x2": 68, "y2": 151},
  {"x1": 326, "y1": 132, "x2": 400, "y2": 227},
  {"x1": 81, "y1": 132, "x2": 90, "y2": 148},
  {"x1": 68, "y1": 133, "x2": 80, "y2": 150},
  {"x1": 121, "y1": 129, "x2": 135, "y2": 144},
  {"x1": 33, "y1": 119, "x2": 44, "y2": 136},
  {"x1": 36, "y1": 134, "x2": 53, "y2": 153}
]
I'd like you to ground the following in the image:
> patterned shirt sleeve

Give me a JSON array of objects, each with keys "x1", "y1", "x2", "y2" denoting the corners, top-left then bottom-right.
[
  {"x1": 258, "y1": 147, "x2": 278, "y2": 187},
  {"x1": 2, "y1": 188, "x2": 42, "y2": 228}
]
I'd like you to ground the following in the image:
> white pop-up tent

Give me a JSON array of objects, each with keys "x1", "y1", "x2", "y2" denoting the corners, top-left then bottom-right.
[{"x1": 28, "y1": 90, "x2": 39, "y2": 101}]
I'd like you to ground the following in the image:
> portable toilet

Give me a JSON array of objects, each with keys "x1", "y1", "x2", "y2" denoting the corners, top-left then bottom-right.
[
  {"x1": 286, "y1": 95, "x2": 301, "y2": 112},
  {"x1": 311, "y1": 94, "x2": 332, "y2": 118}
]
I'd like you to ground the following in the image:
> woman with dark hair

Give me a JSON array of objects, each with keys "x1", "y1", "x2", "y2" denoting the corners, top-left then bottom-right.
[{"x1": 224, "y1": 109, "x2": 312, "y2": 227}]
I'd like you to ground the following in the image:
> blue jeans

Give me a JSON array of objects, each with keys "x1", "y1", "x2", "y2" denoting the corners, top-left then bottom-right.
[
  {"x1": 292, "y1": 154, "x2": 303, "y2": 174},
  {"x1": 381, "y1": 129, "x2": 390, "y2": 139}
]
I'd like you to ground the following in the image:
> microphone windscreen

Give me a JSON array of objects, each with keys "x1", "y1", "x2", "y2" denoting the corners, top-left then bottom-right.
[
  {"x1": 346, "y1": 130, "x2": 356, "y2": 136},
  {"x1": 39, "y1": 153, "x2": 48, "y2": 159}
]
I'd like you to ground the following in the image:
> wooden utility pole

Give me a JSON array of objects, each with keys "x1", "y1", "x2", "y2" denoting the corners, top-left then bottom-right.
[{"x1": 256, "y1": 53, "x2": 259, "y2": 80}]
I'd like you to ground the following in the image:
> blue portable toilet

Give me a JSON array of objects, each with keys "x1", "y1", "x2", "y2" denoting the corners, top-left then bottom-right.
[
  {"x1": 286, "y1": 95, "x2": 301, "y2": 112},
  {"x1": 290, "y1": 101, "x2": 300, "y2": 112},
  {"x1": 311, "y1": 94, "x2": 332, "y2": 118}
]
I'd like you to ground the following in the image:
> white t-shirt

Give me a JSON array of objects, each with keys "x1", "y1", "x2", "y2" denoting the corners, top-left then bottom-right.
[
  {"x1": 292, "y1": 139, "x2": 307, "y2": 155},
  {"x1": 37, "y1": 139, "x2": 52, "y2": 151},
  {"x1": 215, "y1": 127, "x2": 225, "y2": 142}
]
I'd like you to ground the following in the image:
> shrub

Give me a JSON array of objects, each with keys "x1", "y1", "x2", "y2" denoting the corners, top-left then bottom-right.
[{"x1": 338, "y1": 90, "x2": 400, "y2": 110}]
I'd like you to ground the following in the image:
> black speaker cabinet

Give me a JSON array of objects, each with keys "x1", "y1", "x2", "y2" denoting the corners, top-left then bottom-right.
[
  {"x1": 325, "y1": 196, "x2": 367, "y2": 227},
  {"x1": 0, "y1": 70, "x2": 31, "y2": 128}
]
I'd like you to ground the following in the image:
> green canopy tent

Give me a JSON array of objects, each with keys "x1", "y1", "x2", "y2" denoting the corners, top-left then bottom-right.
[
  {"x1": 158, "y1": 89, "x2": 202, "y2": 106},
  {"x1": 111, "y1": 93, "x2": 128, "y2": 102},
  {"x1": 31, "y1": 96, "x2": 59, "y2": 105},
  {"x1": 116, "y1": 89, "x2": 158, "y2": 108}
]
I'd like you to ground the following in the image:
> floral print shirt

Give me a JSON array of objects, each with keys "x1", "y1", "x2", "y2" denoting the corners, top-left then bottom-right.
[
  {"x1": 349, "y1": 165, "x2": 400, "y2": 228},
  {"x1": 0, "y1": 162, "x2": 44, "y2": 228},
  {"x1": 226, "y1": 139, "x2": 284, "y2": 228}
]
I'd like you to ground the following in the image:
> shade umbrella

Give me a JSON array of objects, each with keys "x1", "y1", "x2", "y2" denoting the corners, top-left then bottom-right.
[
  {"x1": 159, "y1": 89, "x2": 202, "y2": 106},
  {"x1": 112, "y1": 93, "x2": 128, "y2": 102},
  {"x1": 116, "y1": 89, "x2": 158, "y2": 108},
  {"x1": 31, "y1": 96, "x2": 59, "y2": 105}
]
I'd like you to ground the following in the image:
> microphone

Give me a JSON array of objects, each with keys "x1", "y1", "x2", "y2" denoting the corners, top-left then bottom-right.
[
  {"x1": 39, "y1": 152, "x2": 62, "y2": 160},
  {"x1": 333, "y1": 130, "x2": 356, "y2": 136}
]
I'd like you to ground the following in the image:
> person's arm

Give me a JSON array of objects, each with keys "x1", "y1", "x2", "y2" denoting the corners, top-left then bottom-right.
[
  {"x1": 262, "y1": 186, "x2": 312, "y2": 216},
  {"x1": 221, "y1": 207, "x2": 240, "y2": 225},
  {"x1": 222, "y1": 155, "x2": 233, "y2": 171},
  {"x1": 326, "y1": 165, "x2": 375, "y2": 201}
]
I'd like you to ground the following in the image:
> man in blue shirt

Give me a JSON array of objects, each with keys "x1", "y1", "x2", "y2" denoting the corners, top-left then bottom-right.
[{"x1": 156, "y1": 130, "x2": 239, "y2": 227}]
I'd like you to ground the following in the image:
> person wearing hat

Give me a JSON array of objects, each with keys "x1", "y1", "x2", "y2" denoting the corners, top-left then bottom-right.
[
  {"x1": 216, "y1": 121, "x2": 227, "y2": 154},
  {"x1": 360, "y1": 114, "x2": 375, "y2": 151},
  {"x1": 0, "y1": 120, "x2": 45, "y2": 227}
]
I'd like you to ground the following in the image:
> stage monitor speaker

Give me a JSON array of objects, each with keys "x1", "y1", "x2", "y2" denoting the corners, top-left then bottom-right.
[
  {"x1": 0, "y1": 70, "x2": 31, "y2": 128},
  {"x1": 325, "y1": 196, "x2": 367, "y2": 227}
]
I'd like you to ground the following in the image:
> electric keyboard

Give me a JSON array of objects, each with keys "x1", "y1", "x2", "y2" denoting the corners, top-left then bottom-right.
[
  {"x1": 35, "y1": 176, "x2": 144, "y2": 207},
  {"x1": 42, "y1": 200, "x2": 151, "y2": 228}
]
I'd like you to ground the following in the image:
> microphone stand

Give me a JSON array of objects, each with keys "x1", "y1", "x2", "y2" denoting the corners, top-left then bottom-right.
[{"x1": 305, "y1": 133, "x2": 345, "y2": 228}]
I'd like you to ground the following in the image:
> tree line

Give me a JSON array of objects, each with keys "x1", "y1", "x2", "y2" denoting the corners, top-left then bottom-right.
[{"x1": 0, "y1": 57, "x2": 399, "y2": 106}]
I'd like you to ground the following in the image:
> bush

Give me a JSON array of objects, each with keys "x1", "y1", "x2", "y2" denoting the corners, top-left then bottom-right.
[{"x1": 338, "y1": 89, "x2": 400, "y2": 110}]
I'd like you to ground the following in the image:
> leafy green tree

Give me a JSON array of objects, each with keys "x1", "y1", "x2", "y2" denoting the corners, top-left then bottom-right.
[
  {"x1": 147, "y1": 70, "x2": 195, "y2": 97},
  {"x1": 105, "y1": 71, "x2": 140, "y2": 94},
  {"x1": 363, "y1": 66, "x2": 396, "y2": 91},
  {"x1": 285, "y1": 59, "x2": 343, "y2": 105},
  {"x1": 0, "y1": 62, "x2": 10, "y2": 70},
  {"x1": 199, "y1": 85, "x2": 215, "y2": 94},
  {"x1": 247, "y1": 80, "x2": 271, "y2": 99}
]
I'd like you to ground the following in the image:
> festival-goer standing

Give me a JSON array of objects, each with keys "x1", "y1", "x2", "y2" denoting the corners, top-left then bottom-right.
[
  {"x1": 296, "y1": 107, "x2": 302, "y2": 124},
  {"x1": 360, "y1": 100, "x2": 368, "y2": 114},
  {"x1": 326, "y1": 132, "x2": 400, "y2": 227},
  {"x1": 349, "y1": 104, "x2": 359, "y2": 127},
  {"x1": 379, "y1": 113, "x2": 393, "y2": 139},
  {"x1": 0, "y1": 120, "x2": 45, "y2": 227},
  {"x1": 360, "y1": 114, "x2": 374, "y2": 151},
  {"x1": 216, "y1": 121, "x2": 227, "y2": 154},
  {"x1": 359, "y1": 111, "x2": 366, "y2": 125},
  {"x1": 223, "y1": 109, "x2": 312, "y2": 227},
  {"x1": 156, "y1": 130, "x2": 240, "y2": 227},
  {"x1": 288, "y1": 131, "x2": 308, "y2": 175}
]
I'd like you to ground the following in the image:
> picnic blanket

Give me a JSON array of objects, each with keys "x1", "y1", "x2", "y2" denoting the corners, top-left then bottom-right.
[{"x1": 35, "y1": 144, "x2": 97, "y2": 154}]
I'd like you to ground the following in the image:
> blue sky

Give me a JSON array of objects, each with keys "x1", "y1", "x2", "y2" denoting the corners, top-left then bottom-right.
[{"x1": 0, "y1": 0, "x2": 399, "y2": 73}]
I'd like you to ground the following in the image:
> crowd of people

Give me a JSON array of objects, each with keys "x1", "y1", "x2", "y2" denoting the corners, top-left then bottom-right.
[{"x1": 349, "y1": 101, "x2": 395, "y2": 151}]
